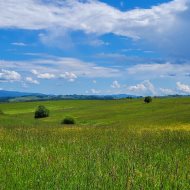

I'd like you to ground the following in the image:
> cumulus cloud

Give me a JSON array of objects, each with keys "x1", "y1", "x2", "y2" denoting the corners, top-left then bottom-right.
[
  {"x1": 176, "y1": 82, "x2": 190, "y2": 94},
  {"x1": 127, "y1": 80, "x2": 156, "y2": 95},
  {"x1": 128, "y1": 83, "x2": 146, "y2": 92},
  {"x1": 31, "y1": 69, "x2": 38, "y2": 75},
  {"x1": 26, "y1": 77, "x2": 39, "y2": 84},
  {"x1": 31, "y1": 69, "x2": 55, "y2": 79},
  {"x1": 111, "y1": 80, "x2": 120, "y2": 88},
  {"x1": 91, "y1": 89, "x2": 101, "y2": 94},
  {"x1": 0, "y1": 0, "x2": 190, "y2": 56},
  {"x1": 31, "y1": 68, "x2": 55, "y2": 79},
  {"x1": 160, "y1": 88, "x2": 175, "y2": 95},
  {"x1": 0, "y1": 69, "x2": 21, "y2": 82},
  {"x1": 60, "y1": 72, "x2": 77, "y2": 82},
  {"x1": 37, "y1": 73, "x2": 55, "y2": 79}
]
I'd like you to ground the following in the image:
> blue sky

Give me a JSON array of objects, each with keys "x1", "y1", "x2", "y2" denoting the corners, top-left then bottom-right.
[{"x1": 0, "y1": 0, "x2": 190, "y2": 95}]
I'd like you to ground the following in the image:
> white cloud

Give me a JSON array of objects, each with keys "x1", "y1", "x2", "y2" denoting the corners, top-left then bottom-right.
[
  {"x1": 128, "y1": 62, "x2": 173, "y2": 75},
  {"x1": 11, "y1": 42, "x2": 27, "y2": 46},
  {"x1": 39, "y1": 29, "x2": 75, "y2": 49},
  {"x1": 60, "y1": 72, "x2": 77, "y2": 82},
  {"x1": 92, "y1": 80, "x2": 97, "y2": 84},
  {"x1": 160, "y1": 88, "x2": 174, "y2": 95},
  {"x1": 0, "y1": 56, "x2": 120, "y2": 79},
  {"x1": 0, "y1": 69, "x2": 21, "y2": 82},
  {"x1": 31, "y1": 70, "x2": 55, "y2": 79},
  {"x1": 127, "y1": 62, "x2": 190, "y2": 79},
  {"x1": 0, "y1": 0, "x2": 189, "y2": 56},
  {"x1": 0, "y1": 0, "x2": 186, "y2": 35},
  {"x1": 127, "y1": 80, "x2": 156, "y2": 95},
  {"x1": 6, "y1": 56, "x2": 190, "y2": 86},
  {"x1": 176, "y1": 82, "x2": 190, "y2": 94},
  {"x1": 143, "y1": 80, "x2": 156, "y2": 95},
  {"x1": 26, "y1": 77, "x2": 39, "y2": 84},
  {"x1": 37, "y1": 73, "x2": 55, "y2": 79},
  {"x1": 91, "y1": 89, "x2": 101, "y2": 94},
  {"x1": 111, "y1": 80, "x2": 120, "y2": 88},
  {"x1": 31, "y1": 69, "x2": 38, "y2": 75},
  {"x1": 128, "y1": 83, "x2": 146, "y2": 92},
  {"x1": 88, "y1": 39, "x2": 109, "y2": 47}
]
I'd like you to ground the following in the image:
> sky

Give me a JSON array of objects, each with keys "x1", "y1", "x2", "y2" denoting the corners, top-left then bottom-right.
[{"x1": 0, "y1": 0, "x2": 190, "y2": 96}]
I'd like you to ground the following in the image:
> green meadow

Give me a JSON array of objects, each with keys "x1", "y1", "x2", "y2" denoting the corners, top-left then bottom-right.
[{"x1": 0, "y1": 98, "x2": 190, "y2": 189}]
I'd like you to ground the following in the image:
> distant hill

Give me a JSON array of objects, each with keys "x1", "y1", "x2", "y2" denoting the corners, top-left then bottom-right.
[
  {"x1": 0, "y1": 90, "x2": 139, "y2": 102},
  {"x1": 111, "y1": 94, "x2": 138, "y2": 99},
  {"x1": 0, "y1": 90, "x2": 42, "y2": 98}
]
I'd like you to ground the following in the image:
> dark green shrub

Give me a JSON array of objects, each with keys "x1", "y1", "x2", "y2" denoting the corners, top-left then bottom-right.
[
  {"x1": 0, "y1": 110, "x2": 4, "y2": 115},
  {"x1": 34, "y1": 105, "x2": 49, "y2": 119},
  {"x1": 61, "y1": 116, "x2": 76, "y2": 125},
  {"x1": 144, "y1": 96, "x2": 152, "y2": 103}
]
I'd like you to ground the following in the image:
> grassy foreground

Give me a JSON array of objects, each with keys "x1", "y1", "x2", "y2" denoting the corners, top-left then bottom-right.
[{"x1": 0, "y1": 98, "x2": 190, "y2": 189}]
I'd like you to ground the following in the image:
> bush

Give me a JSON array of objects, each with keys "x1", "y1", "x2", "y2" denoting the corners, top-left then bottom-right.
[
  {"x1": 0, "y1": 110, "x2": 4, "y2": 115},
  {"x1": 144, "y1": 96, "x2": 152, "y2": 103},
  {"x1": 61, "y1": 116, "x2": 76, "y2": 125},
  {"x1": 34, "y1": 105, "x2": 49, "y2": 119}
]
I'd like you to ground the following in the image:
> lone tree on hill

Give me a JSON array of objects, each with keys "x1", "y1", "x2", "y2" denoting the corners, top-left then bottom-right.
[
  {"x1": 144, "y1": 96, "x2": 152, "y2": 103},
  {"x1": 34, "y1": 105, "x2": 49, "y2": 119}
]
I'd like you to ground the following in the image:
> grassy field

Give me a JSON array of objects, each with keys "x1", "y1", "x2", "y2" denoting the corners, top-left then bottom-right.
[{"x1": 0, "y1": 97, "x2": 190, "y2": 189}]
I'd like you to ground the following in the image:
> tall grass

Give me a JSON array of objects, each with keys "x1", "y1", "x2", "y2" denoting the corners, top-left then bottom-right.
[{"x1": 0, "y1": 98, "x2": 190, "y2": 189}]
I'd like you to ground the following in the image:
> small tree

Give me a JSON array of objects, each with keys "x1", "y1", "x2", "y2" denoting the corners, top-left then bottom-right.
[
  {"x1": 144, "y1": 96, "x2": 152, "y2": 103},
  {"x1": 34, "y1": 105, "x2": 49, "y2": 119},
  {"x1": 61, "y1": 116, "x2": 76, "y2": 125}
]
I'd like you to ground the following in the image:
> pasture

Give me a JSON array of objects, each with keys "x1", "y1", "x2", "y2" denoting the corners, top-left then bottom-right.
[{"x1": 0, "y1": 98, "x2": 190, "y2": 189}]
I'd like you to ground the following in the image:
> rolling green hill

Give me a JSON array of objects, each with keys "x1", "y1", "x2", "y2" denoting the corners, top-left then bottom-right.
[{"x1": 0, "y1": 98, "x2": 190, "y2": 189}]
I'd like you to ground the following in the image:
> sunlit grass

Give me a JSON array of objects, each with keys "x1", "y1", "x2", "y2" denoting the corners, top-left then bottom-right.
[{"x1": 0, "y1": 98, "x2": 190, "y2": 189}]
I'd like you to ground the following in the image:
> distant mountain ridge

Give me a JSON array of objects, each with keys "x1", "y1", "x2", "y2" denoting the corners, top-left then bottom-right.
[
  {"x1": 0, "y1": 90, "x2": 139, "y2": 102},
  {"x1": 0, "y1": 90, "x2": 42, "y2": 98}
]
